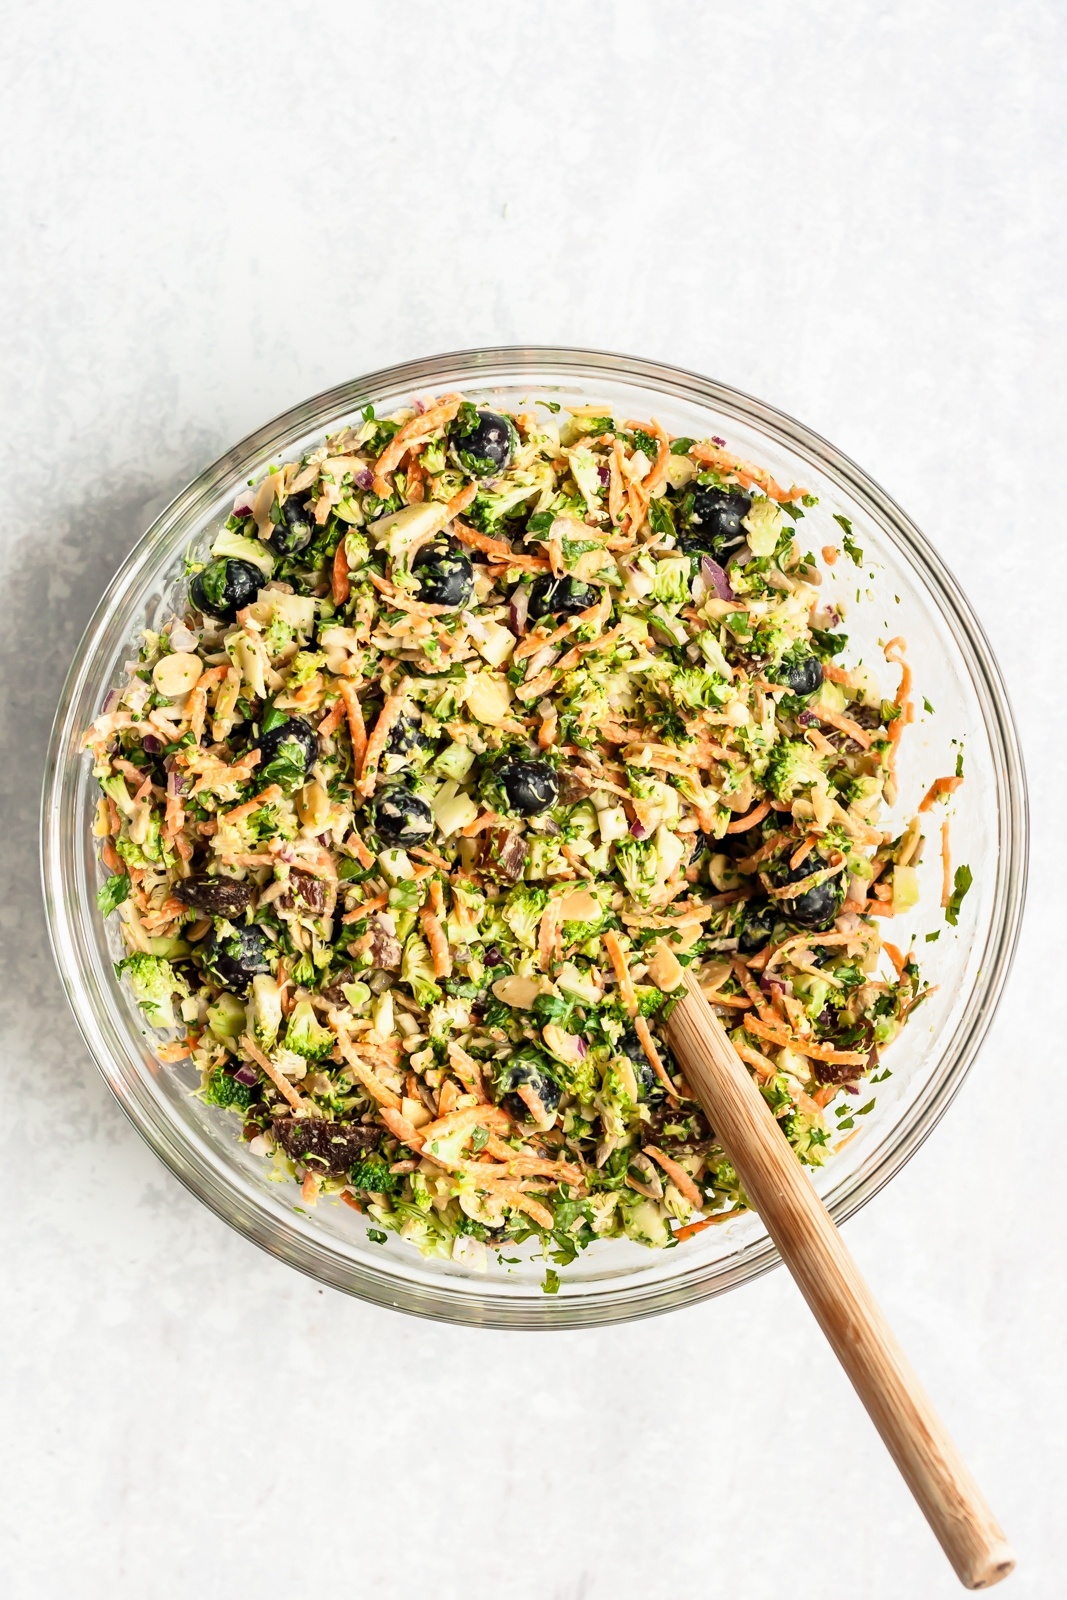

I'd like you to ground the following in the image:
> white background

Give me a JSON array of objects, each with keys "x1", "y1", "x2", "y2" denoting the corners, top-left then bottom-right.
[{"x1": 1, "y1": 3, "x2": 1062, "y2": 1597}]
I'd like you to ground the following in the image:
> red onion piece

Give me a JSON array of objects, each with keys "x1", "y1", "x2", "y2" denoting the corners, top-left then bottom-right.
[
  {"x1": 355, "y1": 468, "x2": 374, "y2": 491},
  {"x1": 232, "y1": 1063, "x2": 259, "y2": 1087},
  {"x1": 232, "y1": 489, "x2": 255, "y2": 516},
  {"x1": 101, "y1": 688, "x2": 120, "y2": 714},
  {"x1": 630, "y1": 820, "x2": 651, "y2": 840},
  {"x1": 166, "y1": 768, "x2": 185, "y2": 797},
  {"x1": 597, "y1": 465, "x2": 611, "y2": 486},
  {"x1": 575, "y1": 1035, "x2": 588, "y2": 1057},
  {"x1": 142, "y1": 734, "x2": 162, "y2": 755},
  {"x1": 797, "y1": 709, "x2": 817, "y2": 726},
  {"x1": 711, "y1": 435, "x2": 726, "y2": 447},
  {"x1": 701, "y1": 555, "x2": 734, "y2": 601},
  {"x1": 508, "y1": 587, "x2": 530, "y2": 637}
]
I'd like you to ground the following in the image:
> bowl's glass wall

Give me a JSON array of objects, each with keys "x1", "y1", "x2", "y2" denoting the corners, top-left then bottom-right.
[{"x1": 41, "y1": 349, "x2": 1026, "y2": 1327}]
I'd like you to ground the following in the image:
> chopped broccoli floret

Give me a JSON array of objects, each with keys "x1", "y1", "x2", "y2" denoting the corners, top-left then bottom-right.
[
  {"x1": 350, "y1": 1155, "x2": 400, "y2": 1193},
  {"x1": 116, "y1": 952, "x2": 182, "y2": 1029},
  {"x1": 764, "y1": 739, "x2": 825, "y2": 802},
  {"x1": 613, "y1": 837, "x2": 659, "y2": 904},
  {"x1": 204, "y1": 1068, "x2": 254, "y2": 1112},
  {"x1": 283, "y1": 999, "x2": 336, "y2": 1060},
  {"x1": 500, "y1": 885, "x2": 548, "y2": 949},
  {"x1": 401, "y1": 934, "x2": 442, "y2": 1009},
  {"x1": 649, "y1": 556, "x2": 692, "y2": 607}
]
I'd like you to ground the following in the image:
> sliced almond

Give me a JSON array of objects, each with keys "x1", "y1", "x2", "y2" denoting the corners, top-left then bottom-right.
[
  {"x1": 647, "y1": 939, "x2": 685, "y2": 992},
  {"x1": 152, "y1": 652, "x2": 204, "y2": 699},
  {"x1": 465, "y1": 672, "x2": 513, "y2": 727},
  {"x1": 558, "y1": 888, "x2": 600, "y2": 922},
  {"x1": 491, "y1": 974, "x2": 544, "y2": 1009}
]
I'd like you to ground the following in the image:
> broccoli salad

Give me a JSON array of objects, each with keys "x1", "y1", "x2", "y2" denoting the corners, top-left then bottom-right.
[{"x1": 85, "y1": 391, "x2": 960, "y2": 1275}]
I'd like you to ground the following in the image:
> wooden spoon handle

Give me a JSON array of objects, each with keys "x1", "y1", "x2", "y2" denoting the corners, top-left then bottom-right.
[{"x1": 667, "y1": 970, "x2": 1014, "y2": 1590}]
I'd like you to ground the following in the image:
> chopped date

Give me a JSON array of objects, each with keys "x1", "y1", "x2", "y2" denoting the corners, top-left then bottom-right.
[
  {"x1": 350, "y1": 916, "x2": 402, "y2": 970},
  {"x1": 271, "y1": 1117, "x2": 380, "y2": 1174},
  {"x1": 279, "y1": 870, "x2": 327, "y2": 914},
  {"x1": 173, "y1": 875, "x2": 256, "y2": 916},
  {"x1": 557, "y1": 769, "x2": 592, "y2": 805},
  {"x1": 480, "y1": 826, "x2": 527, "y2": 882},
  {"x1": 319, "y1": 965, "x2": 356, "y2": 1006}
]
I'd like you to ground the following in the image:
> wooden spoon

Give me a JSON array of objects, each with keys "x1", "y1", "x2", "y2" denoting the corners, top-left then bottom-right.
[{"x1": 665, "y1": 964, "x2": 1015, "y2": 1590}]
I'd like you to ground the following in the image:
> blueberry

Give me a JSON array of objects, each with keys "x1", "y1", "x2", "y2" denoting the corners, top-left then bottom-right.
[
  {"x1": 384, "y1": 711, "x2": 432, "y2": 770},
  {"x1": 268, "y1": 494, "x2": 315, "y2": 558},
  {"x1": 203, "y1": 924, "x2": 274, "y2": 993},
  {"x1": 498, "y1": 1057, "x2": 562, "y2": 1122},
  {"x1": 372, "y1": 785, "x2": 434, "y2": 848},
  {"x1": 737, "y1": 897, "x2": 777, "y2": 955},
  {"x1": 774, "y1": 855, "x2": 843, "y2": 931},
  {"x1": 619, "y1": 1029, "x2": 668, "y2": 1103},
  {"x1": 255, "y1": 716, "x2": 318, "y2": 789},
  {"x1": 777, "y1": 651, "x2": 823, "y2": 697},
  {"x1": 687, "y1": 830, "x2": 712, "y2": 867},
  {"x1": 498, "y1": 758, "x2": 558, "y2": 816},
  {"x1": 448, "y1": 408, "x2": 516, "y2": 476},
  {"x1": 678, "y1": 484, "x2": 751, "y2": 559},
  {"x1": 173, "y1": 876, "x2": 256, "y2": 917},
  {"x1": 190, "y1": 558, "x2": 262, "y2": 622},
  {"x1": 526, "y1": 575, "x2": 599, "y2": 621},
  {"x1": 412, "y1": 535, "x2": 474, "y2": 609}
]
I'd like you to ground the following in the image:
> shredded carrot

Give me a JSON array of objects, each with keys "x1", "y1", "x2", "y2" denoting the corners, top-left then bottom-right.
[
  {"x1": 317, "y1": 697, "x2": 346, "y2": 738},
  {"x1": 602, "y1": 930, "x2": 637, "y2": 1016},
  {"x1": 218, "y1": 784, "x2": 283, "y2": 828},
  {"x1": 821, "y1": 545, "x2": 838, "y2": 565},
  {"x1": 814, "y1": 705, "x2": 872, "y2": 749},
  {"x1": 411, "y1": 845, "x2": 450, "y2": 871},
  {"x1": 332, "y1": 536, "x2": 351, "y2": 606},
  {"x1": 418, "y1": 1104, "x2": 510, "y2": 1146},
  {"x1": 790, "y1": 834, "x2": 818, "y2": 870},
  {"x1": 461, "y1": 811, "x2": 505, "y2": 837},
  {"x1": 452, "y1": 519, "x2": 515, "y2": 560},
  {"x1": 301, "y1": 1171, "x2": 320, "y2": 1205},
  {"x1": 728, "y1": 956, "x2": 774, "y2": 1023},
  {"x1": 346, "y1": 827, "x2": 375, "y2": 870},
  {"x1": 339, "y1": 1190, "x2": 364, "y2": 1214},
  {"x1": 690, "y1": 440, "x2": 805, "y2": 502},
  {"x1": 882, "y1": 941, "x2": 907, "y2": 978},
  {"x1": 338, "y1": 680, "x2": 368, "y2": 772},
  {"x1": 919, "y1": 775, "x2": 963, "y2": 812},
  {"x1": 608, "y1": 440, "x2": 626, "y2": 525},
  {"x1": 357, "y1": 690, "x2": 408, "y2": 797},
  {"x1": 743, "y1": 1016, "x2": 867, "y2": 1065},
  {"x1": 184, "y1": 664, "x2": 229, "y2": 743},
  {"x1": 734, "y1": 1039, "x2": 778, "y2": 1081},
  {"x1": 941, "y1": 816, "x2": 952, "y2": 907},
  {"x1": 675, "y1": 1208, "x2": 747, "y2": 1242},
  {"x1": 538, "y1": 896, "x2": 563, "y2": 972},
  {"x1": 485, "y1": 553, "x2": 553, "y2": 574},
  {"x1": 445, "y1": 482, "x2": 478, "y2": 519},
  {"x1": 380, "y1": 1104, "x2": 424, "y2": 1149},
  {"x1": 335, "y1": 1035, "x2": 403, "y2": 1110},
  {"x1": 341, "y1": 892, "x2": 389, "y2": 923},
  {"x1": 447, "y1": 1041, "x2": 490, "y2": 1103},
  {"x1": 643, "y1": 1145, "x2": 704, "y2": 1211},
  {"x1": 240, "y1": 1034, "x2": 311, "y2": 1114},
  {"x1": 634, "y1": 1015, "x2": 677, "y2": 1101},
  {"x1": 420, "y1": 906, "x2": 452, "y2": 979},
  {"x1": 725, "y1": 799, "x2": 771, "y2": 834},
  {"x1": 373, "y1": 396, "x2": 462, "y2": 479}
]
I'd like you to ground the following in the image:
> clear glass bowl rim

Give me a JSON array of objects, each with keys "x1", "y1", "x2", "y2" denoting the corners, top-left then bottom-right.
[{"x1": 40, "y1": 345, "x2": 1028, "y2": 1329}]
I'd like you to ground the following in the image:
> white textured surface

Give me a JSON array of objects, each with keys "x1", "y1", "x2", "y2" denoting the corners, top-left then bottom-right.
[{"x1": 1, "y1": 2, "x2": 1062, "y2": 1595}]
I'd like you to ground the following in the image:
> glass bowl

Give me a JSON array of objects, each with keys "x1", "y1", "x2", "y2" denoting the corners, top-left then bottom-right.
[{"x1": 41, "y1": 347, "x2": 1027, "y2": 1328}]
